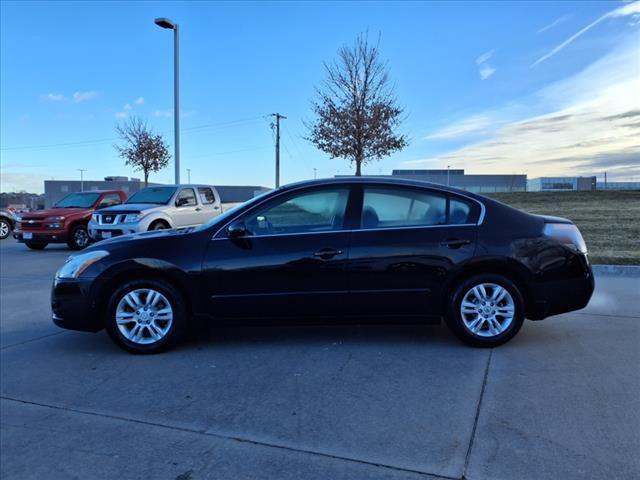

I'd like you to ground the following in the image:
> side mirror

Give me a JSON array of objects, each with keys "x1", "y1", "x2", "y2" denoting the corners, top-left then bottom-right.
[
  {"x1": 176, "y1": 198, "x2": 187, "y2": 207},
  {"x1": 227, "y1": 222, "x2": 248, "y2": 238}
]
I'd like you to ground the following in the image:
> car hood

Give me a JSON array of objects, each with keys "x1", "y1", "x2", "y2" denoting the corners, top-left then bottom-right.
[
  {"x1": 95, "y1": 203, "x2": 166, "y2": 214},
  {"x1": 20, "y1": 207, "x2": 89, "y2": 218},
  {"x1": 91, "y1": 225, "x2": 196, "y2": 248},
  {"x1": 535, "y1": 214, "x2": 573, "y2": 224}
]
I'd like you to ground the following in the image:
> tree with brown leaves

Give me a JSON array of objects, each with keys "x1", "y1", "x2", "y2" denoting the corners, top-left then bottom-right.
[
  {"x1": 306, "y1": 34, "x2": 408, "y2": 176},
  {"x1": 114, "y1": 117, "x2": 171, "y2": 186}
]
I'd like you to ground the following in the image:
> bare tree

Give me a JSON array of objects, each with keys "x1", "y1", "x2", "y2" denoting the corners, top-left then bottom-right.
[
  {"x1": 306, "y1": 33, "x2": 408, "y2": 176},
  {"x1": 114, "y1": 117, "x2": 171, "y2": 186}
]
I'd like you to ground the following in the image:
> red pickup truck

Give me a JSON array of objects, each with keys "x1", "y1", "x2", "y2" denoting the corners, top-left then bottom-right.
[{"x1": 14, "y1": 190, "x2": 127, "y2": 250}]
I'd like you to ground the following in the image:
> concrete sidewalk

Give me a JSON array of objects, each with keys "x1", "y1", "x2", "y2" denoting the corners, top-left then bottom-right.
[{"x1": 1, "y1": 240, "x2": 638, "y2": 480}]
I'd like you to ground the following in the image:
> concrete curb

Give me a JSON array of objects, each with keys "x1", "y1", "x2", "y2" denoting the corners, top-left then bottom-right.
[{"x1": 592, "y1": 265, "x2": 640, "y2": 277}]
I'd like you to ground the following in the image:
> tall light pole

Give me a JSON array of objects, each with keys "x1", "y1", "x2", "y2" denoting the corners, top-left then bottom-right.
[
  {"x1": 186, "y1": 168, "x2": 191, "y2": 183},
  {"x1": 270, "y1": 113, "x2": 286, "y2": 188},
  {"x1": 447, "y1": 165, "x2": 450, "y2": 186},
  {"x1": 154, "y1": 17, "x2": 180, "y2": 184},
  {"x1": 76, "y1": 169, "x2": 86, "y2": 192}
]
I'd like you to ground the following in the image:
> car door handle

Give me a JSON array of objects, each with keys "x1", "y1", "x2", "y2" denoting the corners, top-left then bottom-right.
[
  {"x1": 195, "y1": 207, "x2": 202, "y2": 212},
  {"x1": 214, "y1": 206, "x2": 220, "y2": 210},
  {"x1": 313, "y1": 248, "x2": 343, "y2": 259},
  {"x1": 440, "y1": 238, "x2": 472, "y2": 249}
]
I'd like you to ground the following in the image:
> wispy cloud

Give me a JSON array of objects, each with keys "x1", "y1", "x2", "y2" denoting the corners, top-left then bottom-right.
[
  {"x1": 475, "y1": 49, "x2": 496, "y2": 80},
  {"x1": 43, "y1": 93, "x2": 66, "y2": 102},
  {"x1": 123, "y1": 103, "x2": 132, "y2": 111},
  {"x1": 134, "y1": 97, "x2": 144, "y2": 105},
  {"x1": 72, "y1": 91, "x2": 98, "y2": 103},
  {"x1": 409, "y1": 39, "x2": 640, "y2": 180},
  {"x1": 532, "y1": 1, "x2": 640, "y2": 67},
  {"x1": 537, "y1": 15, "x2": 570, "y2": 34},
  {"x1": 153, "y1": 109, "x2": 173, "y2": 118},
  {"x1": 115, "y1": 111, "x2": 128, "y2": 119}
]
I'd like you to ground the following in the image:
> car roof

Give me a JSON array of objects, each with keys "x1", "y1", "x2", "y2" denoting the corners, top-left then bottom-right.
[
  {"x1": 278, "y1": 176, "x2": 487, "y2": 201},
  {"x1": 147, "y1": 184, "x2": 214, "y2": 189}
]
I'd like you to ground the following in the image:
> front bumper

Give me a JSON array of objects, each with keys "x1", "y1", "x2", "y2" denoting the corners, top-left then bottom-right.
[
  {"x1": 14, "y1": 229, "x2": 68, "y2": 243},
  {"x1": 88, "y1": 221, "x2": 145, "y2": 240},
  {"x1": 527, "y1": 254, "x2": 595, "y2": 320},
  {"x1": 51, "y1": 277, "x2": 103, "y2": 332}
]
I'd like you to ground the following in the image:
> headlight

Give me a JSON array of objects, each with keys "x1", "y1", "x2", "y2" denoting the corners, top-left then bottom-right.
[
  {"x1": 91, "y1": 213, "x2": 98, "y2": 222},
  {"x1": 16, "y1": 216, "x2": 22, "y2": 222},
  {"x1": 124, "y1": 213, "x2": 144, "y2": 223},
  {"x1": 46, "y1": 216, "x2": 65, "y2": 221},
  {"x1": 56, "y1": 250, "x2": 109, "y2": 279}
]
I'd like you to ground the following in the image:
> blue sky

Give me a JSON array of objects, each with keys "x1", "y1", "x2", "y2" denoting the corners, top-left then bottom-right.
[{"x1": 1, "y1": 0, "x2": 639, "y2": 192}]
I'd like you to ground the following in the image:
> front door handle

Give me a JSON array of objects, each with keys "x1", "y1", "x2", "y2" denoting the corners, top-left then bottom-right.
[
  {"x1": 313, "y1": 248, "x2": 343, "y2": 260},
  {"x1": 195, "y1": 207, "x2": 202, "y2": 212},
  {"x1": 440, "y1": 238, "x2": 472, "y2": 249}
]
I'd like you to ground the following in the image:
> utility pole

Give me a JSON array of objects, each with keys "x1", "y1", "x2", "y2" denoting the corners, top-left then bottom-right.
[
  {"x1": 604, "y1": 171, "x2": 607, "y2": 190},
  {"x1": 186, "y1": 168, "x2": 191, "y2": 184},
  {"x1": 270, "y1": 113, "x2": 286, "y2": 188},
  {"x1": 313, "y1": 168, "x2": 317, "y2": 180},
  {"x1": 76, "y1": 169, "x2": 86, "y2": 192},
  {"x1": 447, "y1": 165, "x2": 450, "y2": 186}
]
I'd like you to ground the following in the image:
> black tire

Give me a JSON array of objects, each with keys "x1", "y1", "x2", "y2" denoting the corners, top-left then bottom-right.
[
  {"x1": 445, "y1": 273, "x2": 525, "y2": 348},
  {"x1": 25, "y1": 242, "x2": 47, "y2": 250},
  {"x1": 67, "y1": 224, "x2": 90, "y2": 250},
  {"x1": 148, "y1": 220, "x2": 170, "y2": 231},
  {"x1": 105, "y1": 279, "x2": 188, "y2": 354},
  {"x1": 0, "y1": 218, "x2": 12, "y2": 240}
]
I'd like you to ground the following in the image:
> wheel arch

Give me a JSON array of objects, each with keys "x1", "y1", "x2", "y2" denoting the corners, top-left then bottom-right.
[{"x1": 441, "y1": 258, "x2": 534, "y2": 316}]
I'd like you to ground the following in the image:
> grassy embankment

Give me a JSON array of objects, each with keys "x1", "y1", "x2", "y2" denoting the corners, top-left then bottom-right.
[{"x1": 486, "y1": 190, "x2": 640, "y2": 265}]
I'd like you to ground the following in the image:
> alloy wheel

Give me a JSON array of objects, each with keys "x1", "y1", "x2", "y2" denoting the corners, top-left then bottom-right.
[
  {"x1": 74, "y1": 228, "x2": 89, "y2": 247},
  {"x1": 0, "y1": 220, "x2": 9, "y2": 239},
  {"x1": 115, "y1": 288, "x2": 173, "y2": 345},
  {"x1": 460, "y1": 283, "x2": 515, "y2": 337}
]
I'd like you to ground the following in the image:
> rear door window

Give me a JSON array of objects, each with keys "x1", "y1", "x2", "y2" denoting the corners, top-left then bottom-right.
[
  {"x1": 361, "y1": 187, "x2": 447, "y2": 229},
  {"x1": 198, "y1": 187, "x2": 216, "y2": 205}
]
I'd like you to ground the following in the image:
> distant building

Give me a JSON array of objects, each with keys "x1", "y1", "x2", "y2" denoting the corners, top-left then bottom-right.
[
  {"x1": 596, "y1": 181, "x2": 640, "y2": 190},
  {"x1": 44, "y1": 177, "x2": 270, "y2": 208},
  {"x1": 528, "y1": 176, "x2": 596, "y2": 192},
  {"x1": 390, "y1": 169, "x2": 526, "y2": 193}
]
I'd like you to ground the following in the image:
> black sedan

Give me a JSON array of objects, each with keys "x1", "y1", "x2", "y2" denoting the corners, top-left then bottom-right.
[{"x1": 52, "y1": 177, "x2": 594, "y2": 353}]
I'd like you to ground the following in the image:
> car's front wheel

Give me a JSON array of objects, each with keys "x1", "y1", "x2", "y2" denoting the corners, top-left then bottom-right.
[
  {"x1": 445, "y1": 274, "x2": 525, "y2": 347},
  {"x1": 105, "y1": 279, "x2": 187, "y2": 354},
  {"x1": 0, "y1": 219, "x2": 12, "y2": 239},
  {"x1": 67, "y1": 224, "x2": 90, "y2": 250}
]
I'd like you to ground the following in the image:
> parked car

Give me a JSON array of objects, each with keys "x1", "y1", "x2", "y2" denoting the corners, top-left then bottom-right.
[
  {"x1": 0, "y1": 209, "x2": 17, "y2": 240},
  {"x1": 52, "y1": 177, "x2": 594, "y2": 353},
  {"x1": 14, "y1": 190, "x2": 126, "y2": 250},
  {"x1": 88, "y1": 185, "x2": 223, "y2": 241}
]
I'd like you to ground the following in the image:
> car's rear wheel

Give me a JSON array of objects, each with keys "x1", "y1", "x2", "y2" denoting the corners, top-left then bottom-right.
[
  {"x1": 105, "y1": 279, "x2": 187, "y2": 354},
  {"x1": 0, "y1": 219, "x2": 12, "y2": 239},
  {"x1": 445, "y1": 274, "x2": 524, "y2": 347},
  {"x1": 25, "y1": 241, "x2": 47, "y2": 250},
  {"x1": 67, "y1": 224, "x2": 90, "y2": 250}
]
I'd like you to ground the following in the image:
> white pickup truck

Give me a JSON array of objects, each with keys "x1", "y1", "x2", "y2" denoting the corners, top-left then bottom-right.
[{"x1": 88, "y1": 184, "x2": 229, "y2": 240}]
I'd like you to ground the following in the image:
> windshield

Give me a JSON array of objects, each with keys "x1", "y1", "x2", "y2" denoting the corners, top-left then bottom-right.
[
  {"x1": 196, "y1": 190, "x2": 274, "y2": 232},
  {"x1": 126, "y1": 187, "x2": 177, "y2": 204},
  {"x1": 54, "y1": 192, "x2": 101, "y2": 208}
]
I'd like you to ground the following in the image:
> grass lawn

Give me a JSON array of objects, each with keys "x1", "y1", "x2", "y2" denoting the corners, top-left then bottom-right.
[{"x1": 485, "y1": 190, "x2": 640, "y2": 265}]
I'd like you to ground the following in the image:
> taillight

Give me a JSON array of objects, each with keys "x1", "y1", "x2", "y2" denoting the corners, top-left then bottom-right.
[{"x1": 543, "y1": 223, "x2": 587, "y2": 254}]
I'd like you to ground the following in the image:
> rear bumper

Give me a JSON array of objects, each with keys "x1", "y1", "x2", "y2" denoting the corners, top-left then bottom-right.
[
  {"x1": 51, "y1": 278, "x2": 103, "y2": 332},
  {"x1": 14, "y1": 229, "x2": 68, "y2": 243},
  {"x1": 527, "y1": 254, "x2": 595, "y2": 320}
]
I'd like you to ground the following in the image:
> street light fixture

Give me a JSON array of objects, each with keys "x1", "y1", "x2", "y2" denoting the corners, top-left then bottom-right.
[{"x1": 154, "y1": 17, "x2": 180, "y2": 184}]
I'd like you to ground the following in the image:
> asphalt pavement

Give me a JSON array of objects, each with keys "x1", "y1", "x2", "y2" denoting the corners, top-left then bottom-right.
[{"x1": 1, "y1": 239, "x2": 638, "y2": 480}]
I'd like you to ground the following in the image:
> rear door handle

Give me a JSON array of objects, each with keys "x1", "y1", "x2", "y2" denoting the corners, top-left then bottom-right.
[
  {"x1": 195, "y1": 207, "x2": 202, "y2": 211},
  {"x1": 440, "y1": 238, "x2": 472, "y2": 249},
  {"x1": 313, "y1": 248, "x2": 343, "y2": 259}
]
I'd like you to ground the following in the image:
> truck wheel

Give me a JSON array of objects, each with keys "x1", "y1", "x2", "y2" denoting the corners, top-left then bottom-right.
[
  {"x1": 25, "y1": 242, "x2": 47, "y2": 250},
  {"x1": 105, "y1": 279, "x2": 188, "y2": 354},
  {"x1": 0, "y1": 219, "x2": 12, "y2": 239},
  {"x1": 67, "y1": 224, "x2": 90, "y2": 250},
  {"x1": 149, "y1": 220, "x2": 170, "y2": 231}
]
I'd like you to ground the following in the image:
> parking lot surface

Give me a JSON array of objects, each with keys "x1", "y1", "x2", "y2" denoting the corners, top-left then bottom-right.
[{"x1": 1, "y1": 239, "x2": 638, "y2": 480}]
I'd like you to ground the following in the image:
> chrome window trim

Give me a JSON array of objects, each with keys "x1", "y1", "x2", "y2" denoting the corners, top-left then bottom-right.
[{"x1": 211, "y1": 181, "x2": 486, "y2": 240}]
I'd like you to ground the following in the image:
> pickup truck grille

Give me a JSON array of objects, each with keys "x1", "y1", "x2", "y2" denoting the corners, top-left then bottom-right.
[
  {"x1": 19, "y1": 218, "x2": 43, "y2": 229},
  {"x1": 96, "y1": 214, "x2": 126, "y2": 225}
]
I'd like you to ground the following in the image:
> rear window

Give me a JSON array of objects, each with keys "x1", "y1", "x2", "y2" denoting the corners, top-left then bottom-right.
[
  {"x1": 198, "y1": 187, "x2": 216, "y2": 205},
  {"x1": 449, "y1": 198, "x2": 472, "y2": 224}
]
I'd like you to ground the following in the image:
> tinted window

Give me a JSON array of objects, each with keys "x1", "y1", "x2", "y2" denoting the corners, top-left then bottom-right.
[
  {"x1": 449, "y1": 198, "x2": 472, "y2": 224},
  {"x1": 244, "y1": 188, "x2": 349, "y2": 236},
  {"x1": 127, "y1": 187, "x2": 177, "y2": 204},
  {"x1": 98, "y1": 193, "x2": 122, "y2": 209},
  {"x1": 198, "y1": 187, "x2": 216, "y2": 205},
  {"x1": 54, "y1": 192, "x2": 101, "y2": 208},
  {"x1": 361, "y1": 187, "x2": 447, "y2": 229},
  {"x1": 176, "y1": 188, "x2": 197, "y2": 207}
]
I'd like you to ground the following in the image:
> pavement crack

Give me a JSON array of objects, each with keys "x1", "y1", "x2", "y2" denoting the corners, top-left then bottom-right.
[
  {"x1": 0, "y1": 331, "x2": 66, "y2": 351},
  {"x1": 462, "y1": 348, "x2": 493, "y2": 479},
  {"x1": 1, "y1": 395, "x2": 456, "y2": 480}
]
